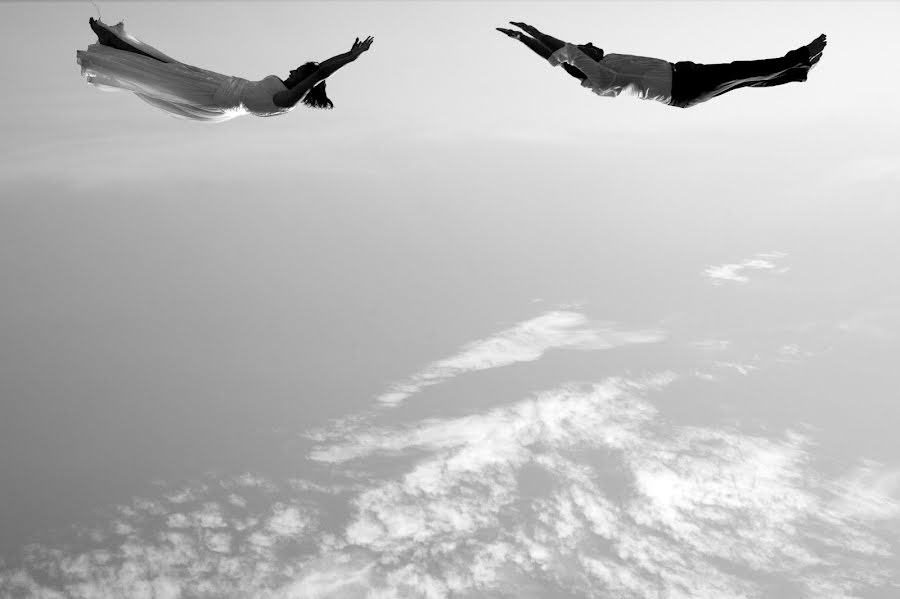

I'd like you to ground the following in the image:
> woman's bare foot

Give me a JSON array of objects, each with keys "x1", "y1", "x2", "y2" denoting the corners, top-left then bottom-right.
[
  {"x1": 89, "y1": 17, "x2": 114, "y2": 46},
  {"x1": 88, "y1": 17, "x2": 165, "y2": 62}
]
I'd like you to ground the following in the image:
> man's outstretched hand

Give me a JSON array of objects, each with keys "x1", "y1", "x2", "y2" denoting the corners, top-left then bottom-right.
[{"x1": 496, "y1": 27, "x2": 522, "y2": 40}]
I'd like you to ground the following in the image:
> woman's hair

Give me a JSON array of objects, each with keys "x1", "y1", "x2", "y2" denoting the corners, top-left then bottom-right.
[
  {"x1": 288, "y1": 62, "x2": 334, "y2": 110},
  {"x1": 304, "y1": 82, "x2": 333, "y2": 110}
]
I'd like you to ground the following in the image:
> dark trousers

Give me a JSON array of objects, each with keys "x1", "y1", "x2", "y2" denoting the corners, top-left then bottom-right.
[{"x1": 669, "y1": 48, "x2": 809, "y2": 108}]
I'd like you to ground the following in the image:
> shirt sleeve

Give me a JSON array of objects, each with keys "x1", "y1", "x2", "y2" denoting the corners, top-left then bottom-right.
[{"x1": 548, "y1": 43, "x2": 617, "y2": 90}]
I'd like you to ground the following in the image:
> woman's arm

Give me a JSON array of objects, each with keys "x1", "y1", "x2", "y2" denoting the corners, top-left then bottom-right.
[{"x1": 273, "y1": 36, "x2": 374, "y2": 108}]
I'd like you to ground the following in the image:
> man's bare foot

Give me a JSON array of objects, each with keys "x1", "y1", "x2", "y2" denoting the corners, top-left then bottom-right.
[
  {"x1": 806, "y1": 34, "x2": 826, "y2": 65},
  {"x1": 809, "y1": 52, "x2": 823, "y2": 70}
]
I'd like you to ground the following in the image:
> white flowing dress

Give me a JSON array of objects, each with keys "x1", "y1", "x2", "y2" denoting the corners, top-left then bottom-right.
[{"x1": 76, "y1": 21, "x2": 294, "y2": 122}]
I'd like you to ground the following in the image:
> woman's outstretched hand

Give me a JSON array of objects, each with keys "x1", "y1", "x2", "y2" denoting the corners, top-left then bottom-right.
[{"x1": 350, "y1": 36, "x2": 374, "y2": 57}]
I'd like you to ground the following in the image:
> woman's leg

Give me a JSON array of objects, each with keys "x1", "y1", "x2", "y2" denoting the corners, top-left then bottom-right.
[{"x1": 89, "y1": 18, "x2": 167, "y2": 62}]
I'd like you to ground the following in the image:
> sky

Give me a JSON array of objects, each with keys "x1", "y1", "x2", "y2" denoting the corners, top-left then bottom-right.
[{"x1": 1, "y1": 1, "x2": 899, "y2": 597}]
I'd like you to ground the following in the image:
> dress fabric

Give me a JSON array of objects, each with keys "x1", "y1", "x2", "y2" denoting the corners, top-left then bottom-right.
[{"x1": 76, "y1": 21, "x2": 293, "y2": 122}]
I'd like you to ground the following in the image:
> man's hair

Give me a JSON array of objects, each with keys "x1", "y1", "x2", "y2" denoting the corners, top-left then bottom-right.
[
  {"x1": 577, "y1": 43, "x2": 604, "y2": 62},
  {"x1": 288, "y1": 62, "x2": 334, "y2": 110}
]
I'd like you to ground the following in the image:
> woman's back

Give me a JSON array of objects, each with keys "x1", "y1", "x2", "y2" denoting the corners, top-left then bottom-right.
[{"x1": 240, "y1": 76, "x2": 293, "y2": 117}]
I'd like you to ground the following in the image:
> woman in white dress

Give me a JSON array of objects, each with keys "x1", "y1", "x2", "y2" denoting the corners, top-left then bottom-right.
[{"x1": 77, "y1": 18, "x2": 374, "y2": 122}]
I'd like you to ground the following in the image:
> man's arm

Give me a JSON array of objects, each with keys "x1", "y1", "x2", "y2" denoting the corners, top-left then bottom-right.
[
  {"x1": 561, "y1": 44, "x2": 604, "y2": 80},
  {"x1": 561, "y1": 63, "x2": 587, "y2": 81},
  {"x1": 548, "y1": 43, "x2": 616, "y2": 89}
]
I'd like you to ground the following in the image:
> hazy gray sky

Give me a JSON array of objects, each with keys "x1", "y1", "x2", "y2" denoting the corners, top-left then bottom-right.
[{"x1": 1, "y1": 2, "x2": 899, "y2": 597}]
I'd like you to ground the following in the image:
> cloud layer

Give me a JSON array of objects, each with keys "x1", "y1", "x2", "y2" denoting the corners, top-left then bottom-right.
[
  {"x1": 3, "y1": 374, "x2": 897, "y2": 598},
  {"x1": 376, "y1": 311, "x2": 664, "y2": 406},
  {"x1": 2, "y1": 300, "x2": 897, "y2": 598}
]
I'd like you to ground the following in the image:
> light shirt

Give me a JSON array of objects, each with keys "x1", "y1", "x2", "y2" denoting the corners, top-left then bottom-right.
[{"x1": 548, "y1": 43, "x2": 673, "y2": 104}]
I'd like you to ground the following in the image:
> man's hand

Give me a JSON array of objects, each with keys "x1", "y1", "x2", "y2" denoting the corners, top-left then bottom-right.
[
  {"x1": 350, "y1": 36, "x2": 374, "y2": 58},
  {"x1": 496, "y1": 27, "x2": 523, "y2": 40}
]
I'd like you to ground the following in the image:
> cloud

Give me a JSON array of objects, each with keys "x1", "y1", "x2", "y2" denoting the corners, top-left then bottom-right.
[
  {"x1": 704, "y1": 252, "x2": 789, "y2": 286},
  {"x1": 376, "y1": 311, "x2": 665, "y2": 406},
  {"x1": 313, "y1": 378, "x2": 894, "y2": 598},
  {"x1": 164, "y1": 486, "x2": 204, "y2": 504},
  {"x1": 265, "y1": 504, "x2": 312, "y2": 538},
  {"x1": 221, "y1": 473, "x2": 279, "y2": 493},
  {"x1": 2, "y1": 329, "x2": 898, "y2": 599},
  {"x1": 205, "y1": 532, "x2": 232, "y2": 554},
  {"x1": 713, "y1": 360, "x2": 759, "y2": 376}
]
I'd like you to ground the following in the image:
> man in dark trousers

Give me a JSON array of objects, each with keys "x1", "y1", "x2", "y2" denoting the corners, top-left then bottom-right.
[{"x1": 497, "y1": 22, "x2": 826, "y2": 108}]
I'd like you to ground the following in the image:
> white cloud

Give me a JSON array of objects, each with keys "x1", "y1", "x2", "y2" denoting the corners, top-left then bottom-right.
[
  {"x1": 266, "y1": 504, "x2": 311, "y2": 538},
  {"x1": 826, "y1": 461, "x2": 900, "y2": 522},
  {"x1": 205, "y1": 532, "x2": 232, "y2": 554},
  {"x1": 713, "y1": 360, "x2": 759, "y2": 376},
  {"x1": 288, "y1": 478, "x2": 362, "y2": 496},
  {"x1": 222, "y1": 473, "x2": 279, "y2": 493},
  {"x1": 705, "y1": 252, "x2": 789, "y2": 286},
  {"x1": 132, "y1": 498, "x2": 167, "y2": 516},
  {"x1": 192, "y1": 503, "x2": 228, "y2": 529},
  {"x1": 2, "y1": 368, "x2": 897, "y2": 598},
  {"x1": 376, "y1": 311, "x2": 664, "y2": 406},
  {"x1": 694, "y1": 370, "x2": 718, "y2": 381},
  {"x1": 165, "y1": 486, "x2": 202, "y2": 504},
  {"x1": 307, "y1": 378, "x2": 897, "y2": 598},
  {"x1": 263, "y1": 555, "x2": 374, "y2": 599},
  {"x1": 166, "y1": 513, "x2": 191, "y2": 529}
]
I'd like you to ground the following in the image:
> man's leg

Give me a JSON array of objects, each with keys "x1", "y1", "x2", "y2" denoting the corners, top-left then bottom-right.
[
  {"x1": 739, "y1": 66, "x2": 810, "y2": 89},
  {"x1": 671, "y1": 34, "x2": 825, "y2": 107}
]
